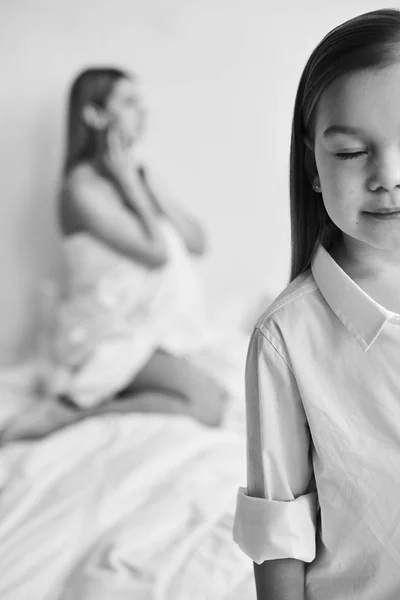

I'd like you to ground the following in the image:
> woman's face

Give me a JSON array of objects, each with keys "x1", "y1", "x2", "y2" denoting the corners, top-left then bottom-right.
[{"x1": 104, "y1": 77, "x2": 145, "y2": 145}]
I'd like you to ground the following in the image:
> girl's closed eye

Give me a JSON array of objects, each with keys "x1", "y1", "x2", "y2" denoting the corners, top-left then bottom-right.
[{"x1": 335, "y1": 150, "x2": 368, "y2": 160}]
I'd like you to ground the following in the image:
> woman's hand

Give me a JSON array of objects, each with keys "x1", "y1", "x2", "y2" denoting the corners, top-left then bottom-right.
[
  {"x1": 99, "y1": 127, "x2": 134, "y2": 185},
  {"x1": 99, "y1": 128, "x2": 157, "y2": 218}
]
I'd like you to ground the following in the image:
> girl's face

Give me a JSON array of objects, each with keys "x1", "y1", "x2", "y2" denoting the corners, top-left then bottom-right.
[
  {"x1": 104, "y1": 77, "x2": 145, "y2": 145},
  {"x1": 313, "y1": 63, "x2": 400, "y2": 255}
]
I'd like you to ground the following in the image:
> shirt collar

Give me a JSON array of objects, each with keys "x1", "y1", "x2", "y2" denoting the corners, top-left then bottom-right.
[{"x1": 311, "y1": 245, "x2": 400, "y2": 351}]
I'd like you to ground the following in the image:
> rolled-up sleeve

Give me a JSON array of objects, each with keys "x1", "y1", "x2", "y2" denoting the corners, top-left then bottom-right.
[{"x1": 233, "y1": 325, "x2": 317, "y2": 564}]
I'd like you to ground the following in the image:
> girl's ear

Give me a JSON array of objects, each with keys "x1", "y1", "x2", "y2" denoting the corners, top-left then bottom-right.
[{"x1": 82, "y1": 104, "x2": 108, "y2": 130}]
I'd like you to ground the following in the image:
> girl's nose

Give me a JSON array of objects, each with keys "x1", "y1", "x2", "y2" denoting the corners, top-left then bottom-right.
[{"x1": 368, "y1": 148, "x2": 400, "y2": 192}]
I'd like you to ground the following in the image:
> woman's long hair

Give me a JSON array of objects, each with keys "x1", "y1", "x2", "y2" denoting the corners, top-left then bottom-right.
[
  {"x1": 63, "y1": 67, "x2": 129, "y2": 174},
  {"x1": 290, "y1": 8, "x2": 400, "y2": 281}
]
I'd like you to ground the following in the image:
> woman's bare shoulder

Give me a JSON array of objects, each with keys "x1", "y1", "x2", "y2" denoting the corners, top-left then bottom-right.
[
  {"x1": 60, "y1": 164, "x2": 108, "y2": 235},
  {"x1": 63, "y1": 163, "x2": 101, "y2": 197}
]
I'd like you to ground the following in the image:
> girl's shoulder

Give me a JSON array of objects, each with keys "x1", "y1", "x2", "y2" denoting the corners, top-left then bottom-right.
[{"x1": 253, "y1": 269, "x2": 321, "y2": 341}]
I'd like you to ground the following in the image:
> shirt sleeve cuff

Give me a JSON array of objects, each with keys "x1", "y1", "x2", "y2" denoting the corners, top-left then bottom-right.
[{"x1": 233, "y1": 487, "x2": 317, "y2": 564}]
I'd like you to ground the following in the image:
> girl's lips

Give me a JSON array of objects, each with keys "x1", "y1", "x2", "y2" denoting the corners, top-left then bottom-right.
[{"x1": 365, "y1": 210, "x2": 400, "y2": 219}]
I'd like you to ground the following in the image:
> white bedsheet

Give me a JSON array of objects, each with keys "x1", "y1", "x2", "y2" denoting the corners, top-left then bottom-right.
[
  {"x1": 0, "y1": 411, "x2": 254, "y2": 600},
  {"x1": 0, "y1": 287, "x2": 256, "y2": 599}
]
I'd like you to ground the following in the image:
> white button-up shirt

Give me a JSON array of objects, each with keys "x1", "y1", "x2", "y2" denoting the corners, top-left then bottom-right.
[{"x1": 233, "y1": 244, "x2": 400, "y2": 600}]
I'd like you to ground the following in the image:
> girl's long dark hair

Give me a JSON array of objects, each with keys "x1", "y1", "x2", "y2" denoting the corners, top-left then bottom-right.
[
  {"x1": 63, "y1": 67, "x2": 129, "y2": 174},
  {"x1": 290, "y1": 8, "x2": 400, "y2": 281}
]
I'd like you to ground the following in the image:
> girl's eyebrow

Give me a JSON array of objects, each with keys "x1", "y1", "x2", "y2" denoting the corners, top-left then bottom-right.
[{"x1": 323, "y1": 125, "x2": 366, "y2": 138}]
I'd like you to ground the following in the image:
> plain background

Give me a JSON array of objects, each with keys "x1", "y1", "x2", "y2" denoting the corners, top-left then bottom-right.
[{"x1": 0, "y1": 0, "x2": 387, "y2": 362}]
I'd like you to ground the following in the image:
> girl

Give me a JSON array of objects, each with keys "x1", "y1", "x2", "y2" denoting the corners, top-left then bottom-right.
[
  {"x1": 234, "y1": 8, "x2": 400, "y2": 600},
  {"x1": 54, "y1": 67, "x2": 228, "y2": 427}
]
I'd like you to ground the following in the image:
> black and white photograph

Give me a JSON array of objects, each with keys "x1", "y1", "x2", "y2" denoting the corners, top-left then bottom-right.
[{"x1": 0, "y1": 2, "x2": 399, "y2": 599}]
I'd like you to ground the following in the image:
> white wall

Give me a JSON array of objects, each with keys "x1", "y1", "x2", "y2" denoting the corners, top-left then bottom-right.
[{"x1": 0, "y1": 0, "x2": 385, "y2": 363}]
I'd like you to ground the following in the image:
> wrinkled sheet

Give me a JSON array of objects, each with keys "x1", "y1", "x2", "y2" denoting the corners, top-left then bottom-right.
[{"x1": 0, "y1": 408, "x2": 254, "y2": 600}]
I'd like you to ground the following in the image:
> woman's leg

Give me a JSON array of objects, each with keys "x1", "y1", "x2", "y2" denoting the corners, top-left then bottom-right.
[
  {"x1": 97, "y1": 390, "x2": 191, "y2": 416},
  {"x1": 2, "y1": 350, "x2": 228, "y2": 441},
  {"x1": 117, "y1": 349, "x2": 228, "y2": 427},
  {"x1": 2, "y1": 389, "x2": 199, "y2": 442}
]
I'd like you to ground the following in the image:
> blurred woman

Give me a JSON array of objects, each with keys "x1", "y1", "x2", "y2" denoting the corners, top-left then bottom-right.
[{"x1": 54, "y1": 67, "x2": 228, "y2": 427}]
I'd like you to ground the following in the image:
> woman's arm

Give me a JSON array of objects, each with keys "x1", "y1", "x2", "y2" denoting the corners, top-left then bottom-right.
[
  {"x1": 140, "y1": 168, "x2": 207, "y2": 255},
  {"x1": 111, "y1": 170, "x2": 166, "y2": 240},
  {"x1": 63, "y1": 171, "x2": 168, "y2": 268}
]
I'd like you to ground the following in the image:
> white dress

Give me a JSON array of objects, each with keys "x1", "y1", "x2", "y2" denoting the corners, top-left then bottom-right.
[{"x1": 54, "y1": 219, "x2": 216, "y2": 408}]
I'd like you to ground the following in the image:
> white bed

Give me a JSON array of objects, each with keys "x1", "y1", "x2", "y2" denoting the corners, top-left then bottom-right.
[
  {"x1": 0, "y1": 413, "x2": 254, "y2": 599},
  {"x1": 0, "y1": 320, "x2": 256, "y2": 600}
]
